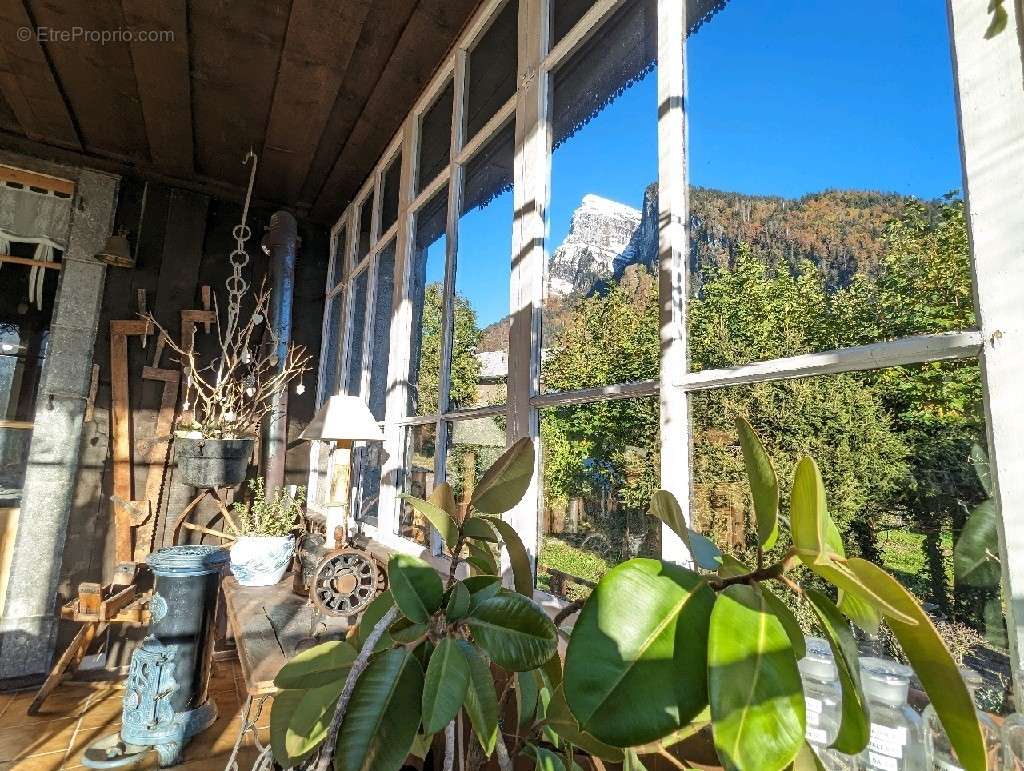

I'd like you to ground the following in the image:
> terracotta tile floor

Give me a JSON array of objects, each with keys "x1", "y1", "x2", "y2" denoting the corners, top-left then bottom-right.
[{"x1": 0, "y1": 659, "x2": 265, "y2": 770}]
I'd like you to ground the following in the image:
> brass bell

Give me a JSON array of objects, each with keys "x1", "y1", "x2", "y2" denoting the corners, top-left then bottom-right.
[{"x1": 94, "y1": 231, "x2": 134, "y2": 268}]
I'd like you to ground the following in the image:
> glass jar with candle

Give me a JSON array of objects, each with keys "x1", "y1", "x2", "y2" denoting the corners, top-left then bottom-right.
[
  {"x1": 799, "y1": 637, "x2": 856, "y2": 770},
  {"x1": 923, "y1": 666, "x2": 1001, "y2": 770}
]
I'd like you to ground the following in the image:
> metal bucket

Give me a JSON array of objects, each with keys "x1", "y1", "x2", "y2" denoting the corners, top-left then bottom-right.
[{"x1": 175, "y1": 437, "x2": 253, "y2": 488}]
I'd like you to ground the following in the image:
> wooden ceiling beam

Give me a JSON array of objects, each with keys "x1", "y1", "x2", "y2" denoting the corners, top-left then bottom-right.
[
  {"x1": 121, "y1": 0, "x2": 192, "y2": 176},
  {"x1": 0, "y1": 0, "x2": 79, "y2": 148},
  {"x1": 310, "y1": 0, "x2": 480, "y2": 222},
  {"x1": 295, "y1": 0, "x2": 417, "y2": 212},
  {"x1": 26, "y1": 0, "x2": 147, "y2": 156},
  {"x1": 258, "y1": 0, "x2": 372, "y2": 205}
]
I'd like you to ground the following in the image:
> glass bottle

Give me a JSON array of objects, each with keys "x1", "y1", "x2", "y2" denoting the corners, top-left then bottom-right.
[
  {"x1": 923, "y1": 666, "x2": 1001, "y2": 770},
  {"x1": 799, "y1": 637, "x2": 855, "y2": 770},
  {"x1": 1002, "y1": 712, "x2": 1024, "y2": 770},
  {"x1": 858, "y1": 657, "x2": 927, "y2": 771}
]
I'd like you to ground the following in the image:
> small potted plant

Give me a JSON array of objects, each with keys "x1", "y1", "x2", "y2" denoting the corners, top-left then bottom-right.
[
  {"x1": 227, "y1": 477, "x2": 305, "y2": 586},
  {"x1": 146, "y1": 282, "x2": 310, "y2": 488}
]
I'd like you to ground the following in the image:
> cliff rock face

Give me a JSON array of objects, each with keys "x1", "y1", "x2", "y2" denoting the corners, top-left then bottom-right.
[{"x1": 547, "y1": 194, "x2": 644, "y2": 297}]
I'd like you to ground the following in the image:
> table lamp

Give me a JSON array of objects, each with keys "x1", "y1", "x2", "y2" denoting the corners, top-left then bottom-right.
[{"x1": 300, "y1": 395, "x2": 384, "y2": 548}]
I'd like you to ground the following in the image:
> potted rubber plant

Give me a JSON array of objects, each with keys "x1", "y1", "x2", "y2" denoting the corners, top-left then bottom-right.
[
  {"x1": 227, "y1": 477, "x2": 305, "y2": 586},
  {"x1": 145, "y1": 282, "x2": 310, "y2": 488},
  {"x1": 267, "y1": 422, "x2": 987, "y2": 771}
]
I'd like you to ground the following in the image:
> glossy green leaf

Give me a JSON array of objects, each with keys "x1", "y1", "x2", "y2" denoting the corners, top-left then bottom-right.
[
  {"x1": 466, "y1": 591, "x2": 558, "y2": 671},
  {"x1": 516, "y1": 669, "x2": 540, "y2": 727},
  {"x1": 462, "y1": 516, "x2": 498, "y2": 542},
  {"x1": 467, "y1": 539, "x2": 499, "y2": 575},
  {"x1": 421, "y1": 637, "x2": 470, "y2": 734},
  {"x1": 481, "y1": 515, "x2": 535, "y2": 596},
  {"x1": 459, "y1": 640, "x2": 499, "y2": 755},
  {"x1": 269, "y1": 689, "x2": 305, "y2": 767},
  {"x1": 388, "y1": 553, "x2": 443, "y2": 623},
  {"x1": 648, "y1": 490, "x2": 722, "y2": 570},
  {"x1": 954, "y1": 499, "x2": 1001, "y2": 588},
  {"x1": 545, "y1": 685, "x2": 624, "y2": 762},
  {"x1": 409, "y1": 732, "x2": 433, "y2": 760},
  {"x1": 445, "y1": 581, "x2": 471, "y2": 620},
  {"x1": 708, "y1": 584, "x2": 804, "y2": 771},
  {"x1": 533, "y1": 746, "x2": 566, "y2": 771},
  {"x1": 388, "y1": 616, "x2": 428, "y2": 644},
  {"x1": 274, "y1": 639, "x2": 356, "y2": 690},
  {"x1": 762, "y1": 588, "x2": 806, "y2": 660},
  {"x1": 736, "y1": 416, "x2": 779, "y2": 549},
  {"x1": 432, "y1": 481, "x2": 459, "y2": 520},
  {"x1": 791, "y1": 457, "x2": 828, "y2": 561},
  {"x1": 717, "y1": 554, "x2": 750, "y2": 579},
  {"x1": 543, "y1": 651, "x2": 563, "y2": 688},
  {"x1": 564, "y1": 558, "x2": 715, "y2": 747},
  {"x1": 812, "y1": 558, "x2": 915, "y2": 625},
  {"x1": 805, "y1": 589, "x2": 869, "y2": 754},
  {"x1": 285, "y1": 679, "x2": 345, "y2": 761},
  {"x1": 837, "y1": 589, "x2": 881, "y2": 635},
  {"x1": 970, "y1": 444, "x2": 992, "y2": 496},
  {"x1": 399, "y1": 491, "x2": 459, "y2": 548},
  {"x1": 686, "y1": 528, "x2": 724, "y2": 570},
  {"x1": 470, "y1": 436, "x2": 535, "y2": 514},
  {"x1": 355, "y1": 591, "x2": 396, "y2": 651},
  {"x1": 335, "y1": 647, "x2": 424, "y2": 771},
  {"x1": 623, "y1": 749, "x2": 649, "y2": 771},
  {"x1": 845, "y1": 558, "x2": 985, "y2": 771}
]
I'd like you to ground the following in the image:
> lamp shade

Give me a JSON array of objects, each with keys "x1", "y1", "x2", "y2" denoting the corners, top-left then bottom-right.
[{"x1": 300, "y1": 395, "x2": 384, "y2": 442}]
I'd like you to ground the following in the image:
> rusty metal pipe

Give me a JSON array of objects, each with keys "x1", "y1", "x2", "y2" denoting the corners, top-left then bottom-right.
[{"x1": 261, "y1": 210, "x2": 298, "y2": 490}]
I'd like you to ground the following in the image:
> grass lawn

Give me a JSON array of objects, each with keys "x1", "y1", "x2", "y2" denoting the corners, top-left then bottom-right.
[{"x1": 538, "y1": 536, "x2": 613, "y2": 598}]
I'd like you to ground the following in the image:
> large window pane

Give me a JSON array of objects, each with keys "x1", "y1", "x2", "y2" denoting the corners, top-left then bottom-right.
[
  {"x1": 538, "y1": 396, "x2": 660, "y2": 600},
  {"x1": 418, "y1": 82, "x2": 454, "y2": 194},
  {"x1": 356, "y1": 194, "x2": 373, "y2": 266},
  {"x1": 368, "y1": 241, "x2": 397, "y2": 422},
  {"x1": 450, "y1": 122, "x2": 514, "y2": 410},
  {"x1": 465, "y1": 0, "x2": 518, "y2": 143},
  {"x1": 408, "y1": 186, "x2": 449, "y2": 416},
  {"x1": 550, "y1": 0, "x2": 597, "y2": 47},
  {"x1": 345, "y1": 268, "x2": 369, "y2": 396},
  {"x1": 330, "y1": 225, "x2": 346, "y2": 290},
  {"x1": 399, "y1": 423, "x2": 438, "y2": 545},
  {"x1": 690, "y1": 360, "x2": 1010, "y2": 708},
  {"x1": 685, "y1": 0, "x2": 971, "y2": 369},
  {"x1": 319, "y1": 296, "x2": 342, "y2": 400},
  {"x1": 543, "y1": 0, "x2": 658, "y2": 394},
  {"x1": 380, "y1": 154, "x2": 401, "y2": 234}
]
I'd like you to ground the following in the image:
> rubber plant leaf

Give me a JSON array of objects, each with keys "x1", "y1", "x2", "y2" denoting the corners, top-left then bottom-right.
[
  {"x1": 388, "y1": 554, "x2": 443, "y2": 624},
  {"x1": 708, "y1": 584, "x2": 805, "y2": 771},
  {"x1": 462, "y1": 516, "x2": 499, "y2": 542},
  {"x1": 421, "y1": 637, "x2": 470, "y2": 734},
  {"x1": 482, "y1": 514, "x2": 535, "y2": 596},
  {"x1": 399, "y1": 492, "x2": 458, "y2": 549},
  {"x1": 544, "y1": 684, "x2": 625, "y2": 762},
  {"x1": 465, "y1": 591, "x2": 558, "y2": 671},
  {"x1": 445, "y1": 581, "x2": 471, "y2": 620},
  {"x1": 470, "y1": 436, "x2": 535, "y2": 515},
  {"x1": 355, "y1": 591, "x2": 396, "y2": 652},
  {"x1": 269, "y1": 689, "x2": 305, "y2": 767},
  {"x1": 763, "y1": 588, "x2": 806, "y2": 660},
  {"x1": 970, "y1": 443, "x2": 992, "y2": 496},
  {"x1": 953, "y1": 499, "x2": 1001, "y2": 588},
  {"x1": 274, "y1": 639, "x2": 356, "y2": 690},
  {"x1": 648, "y1": 490, "x2": 722, "y2": 570},
  {"x1": 845, "y1": 558, "x2": 986, "y2": 771},
  {"x1": 805, "y1": 588, "x2": 869, "y2": 754},
  {"x1": 458, "y1": 639, "x2": 499, "y2": 755},
  {"x1": 735, "y1": 416, "x2": 779, "y2": 549},
  {"x1": 791, "y1": 456, "x2": 828, "y2": 562},
  {"x1": 335, "y1": 647, "x2": 424, "y2": 771},
  {"x1": 564, "y1": 558, "x2": 715, "y2": 747}
]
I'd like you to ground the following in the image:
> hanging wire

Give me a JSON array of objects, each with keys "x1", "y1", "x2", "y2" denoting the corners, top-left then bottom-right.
[{"x1": 225, "y1": 150, "x2": 259, "y2": 342}]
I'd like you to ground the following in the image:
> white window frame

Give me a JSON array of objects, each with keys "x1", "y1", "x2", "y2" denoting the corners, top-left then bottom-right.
[{"x1": 310, "y1": 0, "x2": 1024, "y2": 697}]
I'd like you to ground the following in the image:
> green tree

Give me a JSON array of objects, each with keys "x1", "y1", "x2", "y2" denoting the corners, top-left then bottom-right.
[{"x1": 416, "y1": 283, "x2": 482, "y2": 415}]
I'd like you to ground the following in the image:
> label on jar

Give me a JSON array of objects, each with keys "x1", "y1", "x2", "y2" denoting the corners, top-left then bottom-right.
[
  {"x1": 867, "y1": 750, "x2": 899, "y2": 771},
  {"x1": 867, "y1": 723, "x2": 906, "y2": 759},
  {"x1": 806, "y1": 696, "x2": 823, "y2": 714},
  {"x1": 934, "y1": 761, "x2": 965, "y2": 771}
]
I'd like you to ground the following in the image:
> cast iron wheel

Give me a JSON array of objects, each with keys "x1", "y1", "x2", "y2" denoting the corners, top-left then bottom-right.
[{"x1": 310, "y1": 548, "x2": 386, "y2": 617}]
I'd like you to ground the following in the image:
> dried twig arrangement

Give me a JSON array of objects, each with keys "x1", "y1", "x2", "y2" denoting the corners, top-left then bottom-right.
[{"x1": 145, "y1": 281, "x2": 311, "y2": 439}]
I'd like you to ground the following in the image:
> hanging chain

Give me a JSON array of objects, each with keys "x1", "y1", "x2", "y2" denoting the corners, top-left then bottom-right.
[{"x1": 225, "y1": 150, "x2": 259, "y2": 341}]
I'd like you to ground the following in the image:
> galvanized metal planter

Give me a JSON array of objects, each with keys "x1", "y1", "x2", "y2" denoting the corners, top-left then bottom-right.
[
  {"x1": 83, "y1": 545, "x2": 229, "y2": 768},
  {"x1": 175, "y1": 437, "x2": 253, "y2": 488}
]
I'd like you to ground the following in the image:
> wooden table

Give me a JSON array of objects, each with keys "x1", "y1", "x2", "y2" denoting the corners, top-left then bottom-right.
[
  {"x1": 219, "y1": 573, "x2": 352, "y2": 769},
  {"x1": 222, "y1": 573, "x2": 352, "y2": 695}
]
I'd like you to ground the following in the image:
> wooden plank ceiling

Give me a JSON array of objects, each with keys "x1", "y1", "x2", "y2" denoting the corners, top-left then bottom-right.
[{"x1": 0, "y1": 0, "x2": 481, "y2": 223}]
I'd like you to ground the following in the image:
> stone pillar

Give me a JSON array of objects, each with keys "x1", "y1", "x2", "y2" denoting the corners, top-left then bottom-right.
[{"x1": 0, "y1": 169, "x2": 118, "y2": 679}]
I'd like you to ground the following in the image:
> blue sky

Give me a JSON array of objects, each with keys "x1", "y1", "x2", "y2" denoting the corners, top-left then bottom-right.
[{"x1": 451, "y1": 0, "x2": 963, "y2": 329}]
